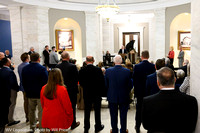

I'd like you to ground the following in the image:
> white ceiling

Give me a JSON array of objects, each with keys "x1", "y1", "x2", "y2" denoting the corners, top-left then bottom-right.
[
  {"x1": 0, "y1": 0, "x2": 191, "y2": 12},
  {"x1": 0, "y1": 0, "x2": 191, "y2": 19}
]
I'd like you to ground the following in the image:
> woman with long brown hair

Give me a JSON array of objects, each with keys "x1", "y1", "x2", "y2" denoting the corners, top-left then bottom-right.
[{"x1": 40, "y1": 68, "x2": 73, "y2": 132}]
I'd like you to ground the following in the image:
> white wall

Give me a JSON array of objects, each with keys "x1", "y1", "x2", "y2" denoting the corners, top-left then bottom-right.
[
  {"x1": 54, "y1": 18, "x2": 82, "y2": 65},
  {"x1": 170, "y1": 13, "x2": 191, "y2": 67}
]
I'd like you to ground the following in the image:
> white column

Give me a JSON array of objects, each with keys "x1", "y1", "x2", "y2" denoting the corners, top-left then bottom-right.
[
  {"x1": 8, "y1": 6, "x2": 23, "y2": 68},
  {"x1": 85, "y1": 12, "x2": 102, "y2": 64},
  {"x1": 102, "y1": 19, "x2": 114, "y2": 54},
  {"x1": 154, "y1": 8, "x2": 166, "y2": 60},
  {"x1": 191, "y1": 0, "x2": 200, "y2": 132},
  {"x1": 9, "y1": 6, "x2": 49, "y2": 67}
]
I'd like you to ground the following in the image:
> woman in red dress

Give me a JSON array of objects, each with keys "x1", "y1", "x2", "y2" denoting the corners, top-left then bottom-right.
[
  {"x1": 40, "y1": 68, "x2": 73, "y2": 132},
  {"x1": 168, "y1": 46, "x2": 175, "y2": 65}
]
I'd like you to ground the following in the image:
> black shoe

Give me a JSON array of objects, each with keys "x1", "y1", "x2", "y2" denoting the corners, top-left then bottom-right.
[
  {"x1": 71, "y1": 121, "x2": 80, "y2": 130},
  {"x1": 95, "y1": 124, "x2": 104, "y2": 133},
  {"x1": 7, "y1": 120, "x2": 20, "y2": 126},
  {"x1": 26, "y1": 119, "x2": 29, "y2": 123},
  {"x1": 84, "y1": 130, "x2": 89, "y2": 133},
  {"x1": 135, "y1": 126, "x2": 140, "y2": 133}
]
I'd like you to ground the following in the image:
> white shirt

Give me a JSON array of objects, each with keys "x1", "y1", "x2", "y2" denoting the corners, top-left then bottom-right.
[{"x1": 161, "y1": 87, "x2": 174, "y2": 90}]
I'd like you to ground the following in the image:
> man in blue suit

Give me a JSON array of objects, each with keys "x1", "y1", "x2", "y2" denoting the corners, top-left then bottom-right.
[
  {"x1": 145, "y1": 58, "x2": 165, "y2": 96},
  {"x1": 132, "y1": 50, "x2": 155, "y2": 133},
  {"x1": 105, "y1": 55, "x2": 132, "y2": 133},
  {"x1": 22, "y1": 53, "x2": 48, "y2": 132},
  {"x1": 0, "y1": 57, "x2": 19, "y2": 132}
]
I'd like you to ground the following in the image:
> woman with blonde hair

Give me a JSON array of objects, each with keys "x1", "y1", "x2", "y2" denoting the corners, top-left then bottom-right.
[
  {"x1": 168, "y1": 46, "x2": 174, "y2": 65},
  {"x1": 40, "y1": 68, "x2": 73, "y2": 132}
]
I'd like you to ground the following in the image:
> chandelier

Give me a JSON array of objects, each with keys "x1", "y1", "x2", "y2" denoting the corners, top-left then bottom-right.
[{"x1": 96, "y1": 0, "x2": 120, "y2": 22}]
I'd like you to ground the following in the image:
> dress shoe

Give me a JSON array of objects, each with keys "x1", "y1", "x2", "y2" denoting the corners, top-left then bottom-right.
[
  {"x1": 110, "y1": 129, "x2": 128, "y2": 133},
  {"x1": 71, "y1": 121, "x2": 80, "y2": 130},
  {"x1": 7, "y1": 120, "x2": 20, "y2": 126},
  {"x1": 84, "y1": 130, "x2": 88, "y2": 133},
  {"x1": 95, "y1": 124, "x2": 104, "y2": 133},
  {"x1": 135, "y1": 126, "x2": 140, "y2": 133}
]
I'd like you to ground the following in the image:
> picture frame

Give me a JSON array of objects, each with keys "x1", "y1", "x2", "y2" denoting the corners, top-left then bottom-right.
[
  {"x1": 55, "y1": 29, "x2": 74, "y2": 51},
  {"x1": 178, "y1": 31, "x2": 191, "y2": 50}
]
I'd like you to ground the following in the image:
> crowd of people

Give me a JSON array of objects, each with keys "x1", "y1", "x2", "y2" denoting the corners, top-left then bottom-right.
[{"x1": 0, "y1": 45, "x2": 198, "y2": 133}]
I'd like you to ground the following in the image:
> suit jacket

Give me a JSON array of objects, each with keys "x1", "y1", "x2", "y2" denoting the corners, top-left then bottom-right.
[
  {"x1": 18, "y1": 62, "x2": 29, "y2": 92},
  {"x1": 105, "y1": 65, "x2": 132, "y2": 103},
  {"x1": 142, "y1": 90, "x2": 198, "y2": 133},
  {"x1": 178, "y1": 50, "x2": 184, "y2": 67},
  {"x1": 56, "y1": 61, "x2": 78, "y2": 95},
  {"x1": 5, "y1": 54, "x2": 12, "y2": 59},
  {"x1": 79, "y1": 64, "x2": 105, "y2": 101},
  {"x1": 49, "y1": 51, "x2": 59, "y2": 64},
  {"x1": 133, "y1": 60, "x2": 155, "y2": 97},
  {"x1": 28, "y1": 51, "x2": 35, "y2": 55},
  {"x1": 43, "y1": 50, "x2": 50, "y2": 65},
  {"x1": 118, "y1": 49, "x2": 127, "y2": 54},
  {"x1": 22, "y1": 63, "x2": 48, "y2": 98},
  {"x1": 145, "y1": 72, "x2": 159, "y2": 96},
  {"x1": 0, "y1": 67, "x2": 19, "y2": 126}
]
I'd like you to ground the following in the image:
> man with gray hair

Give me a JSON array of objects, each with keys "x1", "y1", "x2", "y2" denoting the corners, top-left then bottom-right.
[
  {"x1": 56, "y1": 51, "x2": 80, "y2": 130},
  {"x1": 105, "y1": 55, "x2": 132, "y2": 133},
  {"x1": 142, "y1": 67, "x2": 198, "y2": 133},
  {"x1": 28, "y1": 47, "x2": 35, "y2": 55}
]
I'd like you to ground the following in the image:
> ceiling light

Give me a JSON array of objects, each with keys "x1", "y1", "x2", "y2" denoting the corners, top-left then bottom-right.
[{"x1": 96, "y1": 0, "x2": 119, "y2": 22}]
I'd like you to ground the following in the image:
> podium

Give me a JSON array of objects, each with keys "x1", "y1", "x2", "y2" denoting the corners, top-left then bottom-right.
[{"x1": 128, "y1": 50, "x2": 137, "y2": 64}]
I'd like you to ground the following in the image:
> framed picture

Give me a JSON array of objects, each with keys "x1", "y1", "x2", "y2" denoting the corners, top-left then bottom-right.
[
  {"x1": 55, "y1": 29, "x2": 74, "y2": 51},
  {"x1": 178, "y1": 31, "x2": 191, "y2": 50}
]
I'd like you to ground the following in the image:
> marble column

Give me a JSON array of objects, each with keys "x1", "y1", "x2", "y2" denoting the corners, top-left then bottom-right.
[
  {"x1": 8, "y1": 6, "x2": 23, "y2": 68},
  {"x1": 153, "y1": 8, "x2": 166, "y2": 60},
  {"x1": 102, "y1": 19, "x2": 114, "y2": 54},
  {"x1": 9, "y1": 6, "x2": 49, "y2": 67},
  {"x1": 191, "y1": 0, "x2": 200, "y2": 132},
  {"x1": 85, "y1": 12, "x2": 102, "y2": 64}
]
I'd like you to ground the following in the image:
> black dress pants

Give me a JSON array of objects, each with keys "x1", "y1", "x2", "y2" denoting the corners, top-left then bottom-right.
[
  {"x1": 135, "y1": 97, "x2": 143, "y2": 130},
  {"x1": 69, "y1": 92, "x2": 77, "y2": 126},
  {"x1": 84, "y1": 98, "x2": 102, "y2": 130}
]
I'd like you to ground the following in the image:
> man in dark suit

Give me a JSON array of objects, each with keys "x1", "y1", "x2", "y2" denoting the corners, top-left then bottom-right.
[
  {"x1": 132, "y1": 50, "x2": 155, "y2": 133},
  {"x1": 118, "y1": 45, "x2": 128, "y2": 63},
  {"x1": 0, "y1": 58, "x2": 19, "y2": 132},
  {"x1": 28, "y1": 47, "x2": 35, "y2": 55},
  {"x1": 145, "y1": 58, "x2": 165, "y2": 96},
  {"x1": 42, "y1": 45, "x2": 50, "y2": 67},
  {"x1": 105, "y1": 55, "x2": 132, "y2": 133},
  {"x1": 142, "y1": 67, "x2": 198, "y2": 133},
  {"x1": 22, "y1": 53, "x2": 48, "y2": 132},
  {"x1": 0, "y1": 52, "x2": 5, "y2": 68},
  {"x1": 79, "y1": 56, "x2": 105, "y2": 133},
  {"x1": 5, "y1": 50, "x2": 12, "y2": 59},
  {"x1": 56, "y1": 51, "x2": 80, "y2": 130}
]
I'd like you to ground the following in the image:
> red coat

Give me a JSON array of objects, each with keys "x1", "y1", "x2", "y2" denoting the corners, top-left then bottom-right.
[
  {"x1": 168, "y1": 50, "x2": 174, "y2": 59},
  {"x1": 40, "y1": 84, "x2": 73, "y2": 131}
]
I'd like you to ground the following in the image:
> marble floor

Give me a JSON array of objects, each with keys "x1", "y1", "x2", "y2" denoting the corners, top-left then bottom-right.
[{"x1": 5, "y1": 92, "x2": 147, "y2": 133}]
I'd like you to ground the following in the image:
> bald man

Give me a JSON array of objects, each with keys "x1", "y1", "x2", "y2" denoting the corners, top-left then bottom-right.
[
  {"x1": 79, "y1": 56, "x2": 105, "y2": 133},
  {"x1": 56, "y1": 51, "x2": 80, "y2": 130},
  {"x1": 5, "y1": 50, "x2": 12, "y2": 59},
  {"x1": 142, "y1": 67, "x2": 198, "y2": 133}
]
